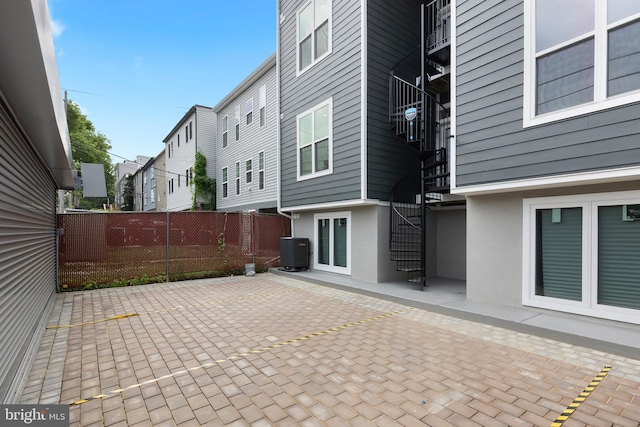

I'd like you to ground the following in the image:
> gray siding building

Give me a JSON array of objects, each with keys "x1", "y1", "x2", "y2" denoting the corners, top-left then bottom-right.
[
  {"x1": 453, "y1": 0, "x2": 640, "y2": 324},
  {"x1": 277, "y1": 0, "x2": 465, "y2": 283},
  {"x1": 0, "y1": 0, "x2": 74, "y2": 402}
]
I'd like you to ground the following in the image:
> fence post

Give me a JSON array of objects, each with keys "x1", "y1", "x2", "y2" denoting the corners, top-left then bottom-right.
[
  {"x1": 251, "y1": 211, "x2": 256, "y2": 265},
  {"x1": 166, "y1": 210, "x2": 170, "y2": 283}
]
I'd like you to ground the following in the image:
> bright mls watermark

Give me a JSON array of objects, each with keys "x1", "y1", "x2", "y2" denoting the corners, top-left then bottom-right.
[{"x1": 0, "y1": 405, "x2": 68, "y2": 426}]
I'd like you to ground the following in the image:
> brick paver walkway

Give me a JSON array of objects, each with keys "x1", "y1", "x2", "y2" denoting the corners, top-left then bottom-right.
[{"x1": 21, "y1": 273, "x2": 640, "y2": 426}]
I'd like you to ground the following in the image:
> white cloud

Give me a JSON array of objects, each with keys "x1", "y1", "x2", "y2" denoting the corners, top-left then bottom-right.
[{"x1": 50, "y1": 18, "x2": 65, "y2": 38}]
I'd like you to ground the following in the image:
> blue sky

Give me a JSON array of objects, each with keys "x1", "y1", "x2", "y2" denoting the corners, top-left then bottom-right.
[{"x1": 49, "y1": 0, "x2": 276, "y2": 165}]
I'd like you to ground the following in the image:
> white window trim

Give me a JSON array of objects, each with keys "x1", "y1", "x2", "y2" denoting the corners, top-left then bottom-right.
[
  {"x1": 258, "y1": 151, "x2": 265, "y2": 191},
  {"x1": 523, "y1": 190, "x2": 640, "y2": 324},
  {"x1": 523, "y1": 0, "x2": 640, "y2": 127},
  {"x1": 296, "y1": 98, "x2": 333, "y2": 181},
  {"x1": 235, "y1": 161, "x2": 241, "y2": 196},
  {"x1": 313, "y1": 211, "x2": 351, "y2": 275},
  {"x1": 296, "y1": 0, "x2": 332, "y2": 76},
  {"x1": 222, "y1": 115, "x2": 228, "y2": 148},
  {"x1": 246, "y1": 158, "x2": 253, "y2": 184},
  {"x1": 246, "y1": 97, "x2": 253, "y2": 125},
  {"x1": 259, "y1": 85, "x2": 267, "y2": 127},
  {"x1": 222, "y1": 166, "x2": 229, "y2": 199}
]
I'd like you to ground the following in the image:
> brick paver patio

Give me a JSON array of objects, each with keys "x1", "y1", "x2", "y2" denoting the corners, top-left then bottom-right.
[{"x1": 20, "y1": 273, "x2": 640, "y2": 426}]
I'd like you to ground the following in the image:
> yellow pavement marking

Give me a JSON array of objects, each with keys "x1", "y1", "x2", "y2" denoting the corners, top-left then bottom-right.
[
  {"x1": 46, "y1": 313, "x2": 139, "y2": 329},
  {"x1": 49, "y1": 286, "x2": 317, "y2": 329},
  {"x1": 69, "y1": 307, "x2": 413, "y2": 406},
  {"x1": 549, "y1": 365, "x2": 612, "y2": 427}
]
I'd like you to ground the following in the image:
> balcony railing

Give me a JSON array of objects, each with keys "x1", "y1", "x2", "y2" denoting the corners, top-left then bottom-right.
[{"x1": 425, "y1": 0, "x2": 451, "y2": 65}]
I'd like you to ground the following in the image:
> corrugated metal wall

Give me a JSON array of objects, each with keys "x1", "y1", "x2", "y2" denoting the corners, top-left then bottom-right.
[{"x1": 0, "y1": 97, "x2": 57, "y2": 402}]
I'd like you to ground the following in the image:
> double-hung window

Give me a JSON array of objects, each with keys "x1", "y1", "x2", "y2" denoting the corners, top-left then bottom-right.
[
  {"x1": 297, "y1": 99, "x2": 332, "y2": 180},
  {"x1": 525, "y1": 0, "x2": 640, "y2": 126},
  {"x1": 222, "y1": 116, "x2": 228, "y2": 148},
  {"x1": 235, "y1": 105, "x2": 241, "y2": 141},
  {"x1": 222, "y1": 167, "x2": 228, "y2": 198},
  {"x1": 235, "y1": 162, "x2": 241, "y2": 195},
  {"x1": 259, "y1": 85, "x2": 267, "y2": 127},
  {"x1": 297, "y1": 0, "x2": 331, "y2": 73},
  {"x1": 246, "y1": 98, "x2": 253, "y2": 125},
  {"x1": 246, "y1": 159, "x2": 253, "y2": 184},
  {"x1": 258, "y1": 151, "x2": 265, "y2": 190}
]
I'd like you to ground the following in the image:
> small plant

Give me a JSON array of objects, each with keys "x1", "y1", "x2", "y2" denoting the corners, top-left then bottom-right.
[{"x1": 66, "y1": 274, "x2": 164, "y2": 292}]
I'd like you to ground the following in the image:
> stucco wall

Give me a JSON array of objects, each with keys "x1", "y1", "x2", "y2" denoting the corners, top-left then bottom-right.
[
  {"x1": 466, "y1": 195, "x2": 523, "y2": 305},
  {"x1": 291, "y1": 205, "x2": 406, "y2": 283},
  {"x1": 437, "y1": 208, "x2": 467, "y2": 280}
]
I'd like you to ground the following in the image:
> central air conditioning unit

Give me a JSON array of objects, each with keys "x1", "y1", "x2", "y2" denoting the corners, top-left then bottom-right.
[{"x1": 280, "y1": 237, "x2": 309, "y2": 270}]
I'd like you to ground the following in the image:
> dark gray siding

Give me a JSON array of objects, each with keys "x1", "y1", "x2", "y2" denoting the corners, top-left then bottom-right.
[
  {"x1": 456, "y1": 0, "x2": 640, "y2": 187},
  {"x1": 279, "y1": 0, "x2": 363, "y2": 208},
  {"x1": 0, "y1": 96, "x2": 57, "y2": 401},
  {"x1": 366, "y1": 0, "x2": 422, "y2": 200}
]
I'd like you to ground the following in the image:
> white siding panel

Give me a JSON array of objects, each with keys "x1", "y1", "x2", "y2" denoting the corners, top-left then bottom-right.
[
  {"x1": 195, "y1": 107, "x2": 217, "y2": 206},
  {"x1": 166, "y1": 112, "x2": 197, "y2": 211},
  {"x1": 216, "y1": 65, "x2": 278, "y2": 212}
]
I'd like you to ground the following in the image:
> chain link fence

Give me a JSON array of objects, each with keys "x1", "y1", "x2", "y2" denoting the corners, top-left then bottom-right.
[{"x1": 57, "y1": 211, "x2": 291, "y2": 289}]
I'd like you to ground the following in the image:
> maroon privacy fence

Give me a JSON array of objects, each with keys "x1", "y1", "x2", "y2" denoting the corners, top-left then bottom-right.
[{"x1": 57, "y1": 211, "x2": 290, "y2": 289}]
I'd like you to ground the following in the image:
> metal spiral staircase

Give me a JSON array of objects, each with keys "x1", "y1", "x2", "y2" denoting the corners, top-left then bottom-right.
[{"x1": 388, "y1": 0, "x2": 451, "y2": 290}]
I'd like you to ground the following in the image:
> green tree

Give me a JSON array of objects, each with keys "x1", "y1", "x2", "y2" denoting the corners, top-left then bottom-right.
[
  {"x1": 66, "y1": 100, "x2": 115, "y2": 209},
  {"x1": 191, "y1": 151, "x2": 216, "y2": 210},
  {"x1": 121, "y1": 175, "x2": 134, "y2": 211}
]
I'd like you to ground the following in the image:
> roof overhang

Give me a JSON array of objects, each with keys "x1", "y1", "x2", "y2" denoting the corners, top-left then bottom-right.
[{"x1": 0, "y1": 0, "x2": 74, "y2": 189}]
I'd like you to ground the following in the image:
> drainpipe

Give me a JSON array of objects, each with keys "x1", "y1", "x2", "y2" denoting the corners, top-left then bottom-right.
[
  {"x1": 420, "y1": 3, "x2": 427, "y2": 291},
  {"x1": 275, "y1": 1, "x2": 294, "y2": 237}
]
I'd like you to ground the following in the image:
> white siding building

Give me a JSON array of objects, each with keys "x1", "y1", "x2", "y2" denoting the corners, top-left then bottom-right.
[
  {"x1": 214, "y1": 54, "x2": 277, "y2": 212},
  {"x1": 163, "y1": 105, "x2": 216, "y2": 211}
]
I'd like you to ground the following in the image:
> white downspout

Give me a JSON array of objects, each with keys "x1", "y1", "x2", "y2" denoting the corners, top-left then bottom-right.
[{"x1": 275, "y1": 1, "x2": 294, "y2": 236}]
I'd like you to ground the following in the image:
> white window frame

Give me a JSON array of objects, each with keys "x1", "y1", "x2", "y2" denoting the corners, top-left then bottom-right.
[
  {"x1": 258, "y1": 151, "x2": 265, "y2": 190},
  {"x1": 222, "y1": 115, "x2": 228, "y2": 148},
  {"x1": 313, "y1": 211, "x2": 351, "y2": 275},
  {"x1": 259, "y1": 85, "x2": 267, "y2": 127},
  {"x1": 523, "y1": 190, "x2": 640, "y2": 324},
  {"x1": 296, "y1": 0, "x2": 332, "y2": 76},
  {"x1": 235, "y1": 161, "x2": 241, "y2": 196},
  {"x1": 296, "y1": 98, "x2": 333, "y2": 181},
  {"x1": 246, "y1": 98, "x2": 253, "y2": 125},
  {"x1": 222, "y1": 167, "x2": 228, "y2": 199},
  {"x1": 235, "y1": 105, "x2": 241, "y2": 141},
  {"x1": 246, "y1": 159, "x2": 253, "y2": 184},
  {"x1": 523, "y1": 0, "x2": 640, "y2": 127}
]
